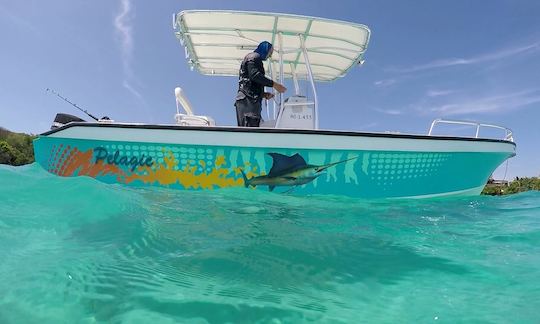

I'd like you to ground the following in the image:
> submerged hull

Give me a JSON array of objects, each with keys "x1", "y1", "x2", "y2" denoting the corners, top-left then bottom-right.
[{"x1": 33, "y1": 123, "x2": 516, "y2": 198}]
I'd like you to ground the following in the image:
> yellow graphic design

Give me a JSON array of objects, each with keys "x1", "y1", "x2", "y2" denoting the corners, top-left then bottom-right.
[{"x1": 123, "y1": 151, "x2": 261, "y2": 189}]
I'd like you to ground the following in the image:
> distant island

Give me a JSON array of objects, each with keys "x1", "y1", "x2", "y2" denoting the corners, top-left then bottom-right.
[
  {"x1": 483, "y1": 177, "x2": 540, "y2": 196},
  {"x1": 0, "y1": 127, "x2": 538, "y2": 195}
]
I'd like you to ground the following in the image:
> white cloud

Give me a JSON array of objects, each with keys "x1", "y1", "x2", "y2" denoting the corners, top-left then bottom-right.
[
  {"x1": 123, "y1": 80, "x2": 142, "y2": 99},
  {"x1": 374, "y1": 79, "x2": 397, "y2": 87},
  {"x1": 373, "y1": 108, "x2": 402, "y2": 115},
  {"x1": 426, "y1": 89, "x2": 540, "y2": 116},
  {"x1": 0, "y1": 4, "x2": 39, "y2": 34},
  {"x1": 388, "y1": 41, "x2": 540, "y2": 73},
  {"x1": 114, "y1": 0, "x2": 144, "y2": 100},
  {"x1": 427, "y1": 89, "x2": 455, "y2": 97},
  {"x1": 114, "y1": 0, "x2": 133, "y2": 74}
]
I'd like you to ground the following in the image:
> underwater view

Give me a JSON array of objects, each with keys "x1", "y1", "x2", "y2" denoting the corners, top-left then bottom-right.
[{"x1": 1, "y1": 163, "x2": 539, "y2": 323}]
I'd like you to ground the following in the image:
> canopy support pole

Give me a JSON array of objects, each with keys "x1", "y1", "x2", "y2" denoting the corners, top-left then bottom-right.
[
  {"x1": 290, "y1": 63, "x2": 300, "y2": 96},
  {"x1": 299, "y1": 34, "x2": 319, "y2": 129},
  {"x1": 278, "y1": 32, "x2": 285, "y2": 115},
  {"x1": 273, "y1": 32, "x2": 286, "y2": 128},
  {"x1": 268, "y1": 61, "x2": 276, "y2": 120}
]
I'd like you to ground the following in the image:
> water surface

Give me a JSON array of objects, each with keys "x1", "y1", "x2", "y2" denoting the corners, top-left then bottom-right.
[{"x1": 1, "y1": 164, "x2": 539, "y2": 323}]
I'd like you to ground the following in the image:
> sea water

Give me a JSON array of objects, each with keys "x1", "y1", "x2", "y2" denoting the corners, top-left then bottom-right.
[{"x1": 0, "y1": 163, "x2": 539, "y2": 323}]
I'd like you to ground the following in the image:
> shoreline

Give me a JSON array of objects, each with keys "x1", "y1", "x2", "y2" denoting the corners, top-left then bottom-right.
[{"x1": 482, "y1": 177, "x2": 540, "y2": 195}]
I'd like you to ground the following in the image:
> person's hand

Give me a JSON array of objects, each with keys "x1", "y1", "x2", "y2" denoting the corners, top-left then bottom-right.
[
  {"x1": 273, "y1": 82, "x2": 287, "y2": 93},
  {"x1": 263, "y1": 92, "x2": 274, "y2": 100}
]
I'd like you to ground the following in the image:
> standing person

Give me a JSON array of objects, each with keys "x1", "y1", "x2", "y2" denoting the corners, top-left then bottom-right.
[{"x1": 235, "y1": 41, "x2": 287, "y2": 127}]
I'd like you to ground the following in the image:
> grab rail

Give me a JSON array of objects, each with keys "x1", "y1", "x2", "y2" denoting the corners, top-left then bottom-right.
[{"x1": 428, "y1": 118, "x2": 514, "y2": 142}]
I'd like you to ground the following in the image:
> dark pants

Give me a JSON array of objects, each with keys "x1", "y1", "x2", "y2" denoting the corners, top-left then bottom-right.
[{"x1": 235, "y1": 97, "x2": 262, "y2": 127}]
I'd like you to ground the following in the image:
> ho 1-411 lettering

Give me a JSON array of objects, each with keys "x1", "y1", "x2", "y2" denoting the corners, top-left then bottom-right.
[{"x1": 289, "y1": 113, "x2": 312, "y2": 120}]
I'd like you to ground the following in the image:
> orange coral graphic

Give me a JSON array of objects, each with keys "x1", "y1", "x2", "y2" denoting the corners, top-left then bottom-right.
[{"x1": 52, "y1": 146, "x2": 127, "y2": 179}]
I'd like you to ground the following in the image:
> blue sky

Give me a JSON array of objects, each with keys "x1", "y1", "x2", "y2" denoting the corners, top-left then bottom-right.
[{"x1": 0, "y1": 0, "x2": 539, "y2": 178}]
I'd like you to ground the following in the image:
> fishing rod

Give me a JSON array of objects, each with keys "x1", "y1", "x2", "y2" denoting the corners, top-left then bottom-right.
[{"x1": 45, "y1": 88, "x2": 100, "y2": 121}]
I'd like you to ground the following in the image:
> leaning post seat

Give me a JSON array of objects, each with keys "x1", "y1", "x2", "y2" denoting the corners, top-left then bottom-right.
[{"x1": 174, "y1": 113, "x2": 215, "y2": 126}]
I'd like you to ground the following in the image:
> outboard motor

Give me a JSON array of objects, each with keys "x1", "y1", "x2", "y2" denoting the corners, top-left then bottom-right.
[{"x1": 50, "y1": 113, "x2": 86, "y2": 130}]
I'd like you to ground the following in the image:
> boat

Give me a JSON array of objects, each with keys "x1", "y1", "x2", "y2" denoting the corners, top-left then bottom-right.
[{"x1": 33, "y1": 10, "x2": 516, "y2": 198}]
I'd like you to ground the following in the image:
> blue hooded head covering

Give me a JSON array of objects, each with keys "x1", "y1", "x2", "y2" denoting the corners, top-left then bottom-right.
[{"x1": 254, "y1": 41, "x2": 273, "y2": 61}]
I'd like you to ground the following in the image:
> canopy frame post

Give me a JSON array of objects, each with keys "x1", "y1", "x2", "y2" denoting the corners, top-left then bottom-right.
[
  {"x1": 290, "y1": 63, "x2": 301, "y2": 96},
  {"x1": 299, "y1": 34, "x2": 319, "y2": 129},
  {"x1": 278, "y1": 32, "x2": 285, "y2": 116},
  {"x1": 267, "y1": 61, "x2": 276, "y2": 120}
]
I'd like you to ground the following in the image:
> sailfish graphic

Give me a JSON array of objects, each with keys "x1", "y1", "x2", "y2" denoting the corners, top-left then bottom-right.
[{"x1": 240, "y1": 153, "x2": 357, "y2": 192}]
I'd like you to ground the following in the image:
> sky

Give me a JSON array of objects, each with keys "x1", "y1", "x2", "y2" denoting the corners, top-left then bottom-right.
[{"x1": 0, "y1": 0, "x2": 539, "y2": 179}]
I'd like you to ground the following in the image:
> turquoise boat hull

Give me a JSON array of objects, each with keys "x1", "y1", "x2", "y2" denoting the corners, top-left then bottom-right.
[{"x1": 33, "y1": 123, "x2": 516, "y2": 198}]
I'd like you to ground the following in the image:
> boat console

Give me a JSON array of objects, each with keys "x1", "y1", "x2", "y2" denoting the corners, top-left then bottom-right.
[{"x1": 271, "y1": 95, "x2": 315, "y2": 129}]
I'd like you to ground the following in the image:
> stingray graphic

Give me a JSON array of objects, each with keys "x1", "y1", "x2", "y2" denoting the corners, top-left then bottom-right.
[{"x1": 240, "y1": 153, "x2": 357, "y2": 192}]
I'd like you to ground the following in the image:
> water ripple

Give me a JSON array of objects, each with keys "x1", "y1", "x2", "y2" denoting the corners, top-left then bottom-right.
[{"x1": 1, "y1": 164, "x2": 540, "y2": 322}]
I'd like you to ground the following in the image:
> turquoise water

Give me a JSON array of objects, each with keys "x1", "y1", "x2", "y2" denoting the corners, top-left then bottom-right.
[{"x1": 1, "y1": 164, "x2": 539, "y2": 323}]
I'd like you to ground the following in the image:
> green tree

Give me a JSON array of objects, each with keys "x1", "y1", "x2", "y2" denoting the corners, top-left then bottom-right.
[
  {"x1": 0, "y1": 127, "x2": 36, "y2": 166},
  {"x1": 0, "y1": 141, "x2": 21, "y2": 165},
  {"x1": 482, "y1": 177, "x2": 540, "y2": 195}
]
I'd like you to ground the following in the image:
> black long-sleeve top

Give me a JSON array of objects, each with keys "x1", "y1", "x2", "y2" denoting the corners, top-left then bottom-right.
[{"x1": 236, "y1": 52, "x2": 274, "y2": 101}]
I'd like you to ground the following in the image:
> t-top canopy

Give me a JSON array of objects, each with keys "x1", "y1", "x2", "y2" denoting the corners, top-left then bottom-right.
[{"x1": 174, "y1": 10, "x2": 371, "y2": 82}]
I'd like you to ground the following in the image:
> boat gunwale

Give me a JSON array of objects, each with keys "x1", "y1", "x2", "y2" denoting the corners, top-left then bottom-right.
[{"x1": 39, "y1": 122, "x2": 516, "y2": 146}]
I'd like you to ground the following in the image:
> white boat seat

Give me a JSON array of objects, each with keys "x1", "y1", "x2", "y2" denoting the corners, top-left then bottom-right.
[{"x1": 175, "y1": 113, "x2": 215, "y2": 126}]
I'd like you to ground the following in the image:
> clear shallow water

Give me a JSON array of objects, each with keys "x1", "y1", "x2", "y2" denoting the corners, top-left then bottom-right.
[{"x1": 1, "y1": 163, "x2": 539, "y2": 323}]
